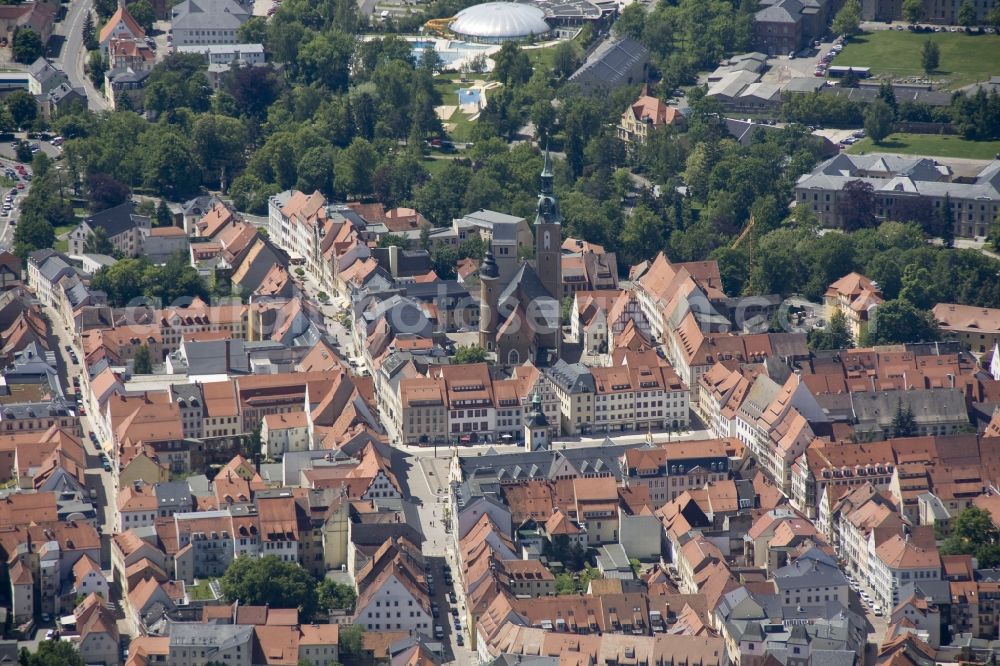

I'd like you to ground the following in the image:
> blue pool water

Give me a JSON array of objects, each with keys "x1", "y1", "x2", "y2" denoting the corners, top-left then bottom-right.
[
  {"x1": 448, "y1": 41, "x2": 489, "y2": 50},
  {"x1": 412, "y1": 49, "x2": 466, "y2": 65},
  {"x1": 410, "y1": 40, "x2": 436, "y2": 50},
  {"x1": 458, "y1": 88, "x2": 482, "y2": 105}
]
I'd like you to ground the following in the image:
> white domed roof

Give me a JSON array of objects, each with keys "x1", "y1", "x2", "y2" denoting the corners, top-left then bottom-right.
[{"x1": 451, "y1": 2, "x2": 549, "y2": 40}]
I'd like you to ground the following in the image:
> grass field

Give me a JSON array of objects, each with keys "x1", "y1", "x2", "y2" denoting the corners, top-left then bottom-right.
[
  {"x1": 847, "y1": 132, "x2": 1000, "y2": 159},
  {"x1": 835, "y1": 30, "x2": 1000, "y2": 89}
]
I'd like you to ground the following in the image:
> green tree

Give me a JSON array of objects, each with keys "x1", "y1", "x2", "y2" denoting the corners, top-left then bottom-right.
[
  {"x1": 890, "y1": 398, "x2": 917, "y2": 437},
  {"x1": 492, "y1": 42, "x2": 531, "y2": 87},
  {"x1": 133, "y1": 344, "x2": 152, "y2": 374},
  {"x1": 12, "y1": 28, "x2": 43, "y2": 64},
  {"x1": 238, "y1": 16, "x2": 268, "y2": 44},
  {"x1": 377, "y1": 234, "x2": 407, "y2": 248},
  {"x1": 958, "y1": 0, "x2": 976, "y2": 26},
  {"x1": 6, "y1": 91, "x2": 37, "y2": 128},
  {"x1": 317, "y1": 579, "x2": 357, "y2": 612},
  {"x1": 339, "y1": 625, "x2": 364, "y2": 657},
  {"x1": 82, "y1": 12, "x2": 97, "y2": 51},
  {"x1": 192, "y1": 114, "x2": 247, "y2": 190},
  {"x1": 619, "y1": 204, "x2": 665, "y2": 266},
  {"x1": 453, "y1": 345, "x2": 488, "y2": 364},
  {"x1": 333, "y1": 138, "x2": 377, "y2": 198},
  {"x1": 90, "y1": 258, "x2": 149, "y2": 305},
  {"x1": 156, "y1": 199, "x2": 173, "y2": 227},
  {"x1": 127, "y1": 0, "x2": 155, "y2": 31},
  {"x1": 903, "y1": 0, "x2": 923, "y2": 22},
  {"x1": 987, "y1": 215, "x2": 1000, "y2": 252},
  {"x1": 14, "y1": 140, "x2": 32, "y2": 163},
  {"x1": 94, "y1": 0, "x2": 117, "y2": 18},
  {"x1": 19, "y1": 641, "x2": 85, "y2": 666},
  {"x1": 922, "y1": 39, "x2": 940, "y2": 74},
  {"x1": 832, "y1": 0, "x2": 861, "y2": 36},
  {"x1": 83, "y1": 227, "x2": 115, "y2": 255},
  {"x1": 551, "y1": 40, "x2": 580, "y2": 78},
  {"x1": 864, "y1": 100, "x2": 894, "y2": 145},
  {"x1": 13, "y1": 212, "x2": 54, "y2": 259},
  {"x1": 809, "y1": 310, "x2": 853, "y2": 350},
  {"x1": 221, "y1": 556, "x2": 319, "y2": 621},
  {"x1": 87, "y1": 51, "x2": 106, "y2": 88},
  {"x1": 297, "y1": 31, "x2": 354, "y2": 91},
  {"x1": 139, "y1": 125, "x2": 202, "y2": 198},
  {"x1": 418, "y1": 45, "x2": 443, "y2": 73},
  {"x1": 613, "y1": 2, "x2": 646, "y2": 39},
  {"x1": 861, "y1": 298, "x2": 940, "y2": 345},
  {"x1": 941, "y1": 507, "x2": 1000, "y2": 559}
]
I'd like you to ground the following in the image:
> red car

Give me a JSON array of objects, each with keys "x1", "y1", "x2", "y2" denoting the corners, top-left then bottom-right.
[{"x1": 15, "y1": 183, "x2": 24, "y2": 190}]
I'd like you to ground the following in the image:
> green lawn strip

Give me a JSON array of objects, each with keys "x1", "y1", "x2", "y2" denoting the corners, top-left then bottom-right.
[
  {"x1": 835, "y1": 30, "x2": 1000, "y2": 89},
  {"x1": 847, "y1": 133, "x2": 1000, "y2": 159}
]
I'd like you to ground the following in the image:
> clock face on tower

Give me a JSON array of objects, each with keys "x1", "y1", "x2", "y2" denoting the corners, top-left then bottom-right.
[{"x1": 543, "y1": 231, "x2": 550, "y2": 250}]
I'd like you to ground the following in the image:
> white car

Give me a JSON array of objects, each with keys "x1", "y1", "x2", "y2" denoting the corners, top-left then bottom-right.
[{"x1": 44, "y1": 630, "x2": 55, "y2": 640}]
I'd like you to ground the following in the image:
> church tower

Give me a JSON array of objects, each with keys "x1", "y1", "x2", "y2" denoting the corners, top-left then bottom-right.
[
  {"x1": 534, "y1": 146, "x2": 562, "y2": 302},
  {"x1": 478, "y1": 248, "x2": 500, "y2": 353}
]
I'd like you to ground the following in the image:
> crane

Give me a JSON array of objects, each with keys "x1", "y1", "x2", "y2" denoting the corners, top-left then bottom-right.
[{"x1": 731, "y1": 214, "x2": 756, "y2": 274}]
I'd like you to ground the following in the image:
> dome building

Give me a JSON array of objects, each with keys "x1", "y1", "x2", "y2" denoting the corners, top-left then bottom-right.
[{"x1": 449, "y1": 2, "x2": 551, "y2": 44}]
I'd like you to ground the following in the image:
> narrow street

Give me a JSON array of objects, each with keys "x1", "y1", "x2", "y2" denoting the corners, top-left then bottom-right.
[
  {"x1": 54, "y1": 0, "x2": 109, "y2": 112},
  {"x1": 401, "y1": 451, "x2": 478, "y2": 664}
]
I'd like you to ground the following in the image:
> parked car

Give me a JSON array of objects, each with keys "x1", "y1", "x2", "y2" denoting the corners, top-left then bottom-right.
[{"x1": 456, "y1": 634, "x2": 464, "y2": 646}]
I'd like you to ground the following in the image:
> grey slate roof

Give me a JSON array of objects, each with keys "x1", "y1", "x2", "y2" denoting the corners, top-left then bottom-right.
[
  {"x1": 84, "y1": 201, "x2": 146, "y2": 238},
  {"x1": 168, "y1": 622, "x2": 253, "y2": 650},
  {"x1": 569, "y1": 36, "x2": 649, "y2": 93},
  {"x1": 171, "y1": 0, "x2": 250, "y2": 29},
  {"x1": 458, "y1": 443, "x2": 635, "y2": 483},
  {"x1": 154, "y1": 481, "x2": 192, "y2": 511},
  {"x1": 29, "y1": 249, "x2": 78, "y2": 284},
  {"x1": 773, "y1": 554, "x2": 849, "y2": 592},
  {"x1": 545, "y1": 358, "x2": 595, "y2": 394},
  {"x1": 28, "y1": 58, "x2": 65, "y2": 86},
  {"x1": 850, "y1": 388, "x2": 969, "y2": 430}
]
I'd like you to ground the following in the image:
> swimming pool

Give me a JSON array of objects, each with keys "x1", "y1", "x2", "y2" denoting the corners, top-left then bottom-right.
[
  {"x1": 410, "y1": 40, "x2": 436, "y2": 50},
  {"x1": 458, "y1": 88, "x2": 482, "y2": 105}
]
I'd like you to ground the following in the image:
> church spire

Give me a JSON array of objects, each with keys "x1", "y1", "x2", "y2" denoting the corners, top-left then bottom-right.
[
  {"x1": 534, "y1": 144, "x2": 561, "y2": 226},
  {"x1": 540, "y1": 143, "x2": 554, "y2": 196}
]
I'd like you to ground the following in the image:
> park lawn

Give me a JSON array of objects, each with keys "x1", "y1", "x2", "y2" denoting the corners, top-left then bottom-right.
[
  {"x1": 835, "y1": 30, "x2": 1000, "y2": 89},
  {"x1": 847, "y1": 132, "x2": 1000, "y2": 159},
  {"x1": 186, "y1": 579, "x2": 219, "y2": 601}
]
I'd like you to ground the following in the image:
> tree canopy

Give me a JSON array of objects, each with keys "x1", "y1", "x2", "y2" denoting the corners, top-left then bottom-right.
[
  {"x1": 940, "y1": 507, "x2": 1000, "y2": 568},
  {"x1": 220, "y1": 555, "x2": 320, "y2": 621}
]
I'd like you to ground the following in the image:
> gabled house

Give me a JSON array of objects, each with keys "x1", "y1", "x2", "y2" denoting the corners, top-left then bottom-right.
[{"x1": 68, "y1": 202, "x2": 151, "y2": 258}]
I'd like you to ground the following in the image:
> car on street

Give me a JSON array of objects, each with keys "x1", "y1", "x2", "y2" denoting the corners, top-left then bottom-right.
[
  {"x1": 448, "y1": 592, "x2": 457, "y2": 604},
  {"x1": 453, "y1": 618, "x2": 461, "y2": 630},
  {"x1": 433, "y1": 625, "x2": 444, "y2": 639},
  {"x1": 102, "y1": 462, "x2": 112, "y2": 472},
  {"x1": 15, "y1": 183, "x2": 23, "y2": 190},
  {"x1": 45, "y1": 630, "x2": 55, "y2": 640},
  {"x1": 456, "y1": 634, "x2": 464, "y2": 646}
]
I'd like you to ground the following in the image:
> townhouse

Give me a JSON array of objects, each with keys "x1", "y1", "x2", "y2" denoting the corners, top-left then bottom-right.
[
  {"x1": 591, "y1": 353, "x2": 689, "y2": 434},
  {"x1": 932, "y1": 303, "x2": 1000, "y2": 354},
  {"x1": 824, "y1": 272, "x2": 884, "y2": 344},
  {"x1": 353, "y1": 536, "x2": 432, "y2": 635},
  {"x1": 621, "y1": 438, "x2": 733, "y2": 507},
  {"x1": 871, "y1": 534, "x2": 941, "y2": 612}
]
